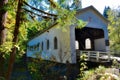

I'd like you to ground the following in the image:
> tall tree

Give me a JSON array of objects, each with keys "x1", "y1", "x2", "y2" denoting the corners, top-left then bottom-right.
[
  {"x1": 103, "y1": 6, "x2": 110, "y2": 18},
  {"x1": 108, "y1": 7, "x2": 120, "y2": 51},
  {"x1": 25, "y1": 0, "x2": 84, "y2": 39},
  {"x1": 0, "y1": 0, "x2": 8, "y2": 77},
  {"x1": 6, "y1": 0, "x2": 23, "y2": 80}
]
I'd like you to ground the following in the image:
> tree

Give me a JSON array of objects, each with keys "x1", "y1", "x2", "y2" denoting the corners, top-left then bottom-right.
[
  {"x1": 108, "y1": 7, "x2": 120, "y2": 51},
  {"x1": 103, "y1": 6, "x2": 110, "y2": 18},
  {"x1": 0, "y1": 0, "x2": 8, "y2": 77},
  {"x1": 6, "y1": 0, "x2": 24, "y2": 80},
  {"x1": 24, "y1": 0, "x2": 84, "y2": 39}
]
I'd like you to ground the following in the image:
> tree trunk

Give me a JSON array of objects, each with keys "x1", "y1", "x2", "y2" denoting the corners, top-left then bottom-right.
[
  {"x1": 0, "y1": 0, "x2": 8, "y2": 77},
  {"x1": 6, "y1": 0, "x2": 23, "y2": 80}
]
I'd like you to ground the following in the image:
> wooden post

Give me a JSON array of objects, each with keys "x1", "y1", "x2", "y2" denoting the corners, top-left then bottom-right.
[
  {"x1": 96, "y1": 52, "x2": 99, "y2": 62},
  {"x1": 108, "y1": 52, "x2": 111, "y2": 62},
  {"x1": 87, "y1": 51, "x2": 90, "y2": 60},
  {"x1": 80, "y1": 51, "x2": 82, "y2": 56}
]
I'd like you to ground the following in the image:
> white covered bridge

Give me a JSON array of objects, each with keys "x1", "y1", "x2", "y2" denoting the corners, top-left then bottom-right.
[{"x1": 27, "y1": 6, "x2": 111, "y2": 63}]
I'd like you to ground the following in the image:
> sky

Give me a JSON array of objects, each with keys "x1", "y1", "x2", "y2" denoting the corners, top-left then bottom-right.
[{"x1": 82, "y1": 0, "x2": 120, "y2": 14}]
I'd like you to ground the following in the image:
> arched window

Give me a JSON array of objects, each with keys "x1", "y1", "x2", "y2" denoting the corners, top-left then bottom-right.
[
  {"x1": 37, "y1": 43, "x2": 40, "y2": 50},
  {"x1": 54, "y1": 37, "x2": 58, "y2": 49},
  {"x1": 75, "y1": 40, "x2": 79, "y2": 49},
  {"x1": 85, "y1": 38, "x2": 91, "y2": 49},
  {"x1": 39, "y1": 43, "x2": 41, "y2": 50},
  {"x1": 47, "y1": 40, "x2": 49, "y2": 50},
  {"x1": 41, "y1": 42, "x2": 44, "y2": 50}
]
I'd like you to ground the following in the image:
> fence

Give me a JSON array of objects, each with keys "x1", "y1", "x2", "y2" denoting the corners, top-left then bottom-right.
[{"x1": 77, "y1": 50, "x2": 111, "y2": 63}]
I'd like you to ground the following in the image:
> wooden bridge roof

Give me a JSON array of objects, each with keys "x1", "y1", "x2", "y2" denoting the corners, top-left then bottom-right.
[{"x1": 76, "y1": 6, "x2": 108, "y2": 25}]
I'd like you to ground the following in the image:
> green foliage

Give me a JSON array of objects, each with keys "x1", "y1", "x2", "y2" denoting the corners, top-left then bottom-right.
[
  {"x1": 0, "y1": 42, "x2": 12, "y2": 54},
  {"x1": 27, "y1": 59, "x2": 60, "y2": 80},
  {"x1": 112, "y1": 59, "x2": 120, "y2": 68},
  {"x1": 0, "y1": 3, "x2": 11, "y2": 12},
  {"x1": 78, "y1": 66, "x2": 105, "y2": 80},
  {"x1": 76, "y1": 19, "x2": 87, "y2": 29},
  {"x1": 0, "y1": 77, "x2": 5, "y2": 80},
  {"x1": 26, "y1": 0, "x2": 86, "y2": 39},
  {"x1": 78, "y1": 54, "x2": 88, "y2": 77},
  {"x1": 78, "y1": 65, "x2": 120, "y2": 80},
  {"x1": 108, "y1": 7, "x2": 120, "y2": 51},
  {"x1": 0, "y1": 0, "x2": 28, "y2": 78},
  {"x1": 26, "y1": 20, "x2": 52, "y2": 39},
  {"x1": 0, "y1": 0, "x2": 27, "y2": 56},
  {"x1": 50, "y1": 0, "x2": 85, "y2": 29},
  {"x1": 28, "y1": 61, "x2": 43, "y2": 80}
]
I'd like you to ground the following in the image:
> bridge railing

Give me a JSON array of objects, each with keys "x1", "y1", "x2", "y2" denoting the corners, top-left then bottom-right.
[{"x1": 76, "y1": 50, "x2": 111, "y2": 62}]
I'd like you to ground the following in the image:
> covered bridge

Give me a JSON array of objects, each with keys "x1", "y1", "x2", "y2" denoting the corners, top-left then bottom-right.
[{"x1": 27, "y1": 6, "x2": 110, "y2": 63}]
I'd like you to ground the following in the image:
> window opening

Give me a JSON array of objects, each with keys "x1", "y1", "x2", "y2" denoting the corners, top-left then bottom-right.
[
  {"x1": 47, "y1": 40, "x2": 49, "y2": 50},
  {"x1": 75, "y1": 40, "x2": 79, "y2": 49},
  {"x1": 85, "y1": 38, "x2": 91, "y2": 49},
  {"x1": 54, "y1": 37, "x2": 58, "y2": 49}
]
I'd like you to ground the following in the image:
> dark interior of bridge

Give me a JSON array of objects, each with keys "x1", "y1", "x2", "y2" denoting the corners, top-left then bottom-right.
[{"x1": 75, "y1": 27, "x2": 104, "y2": 50}]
